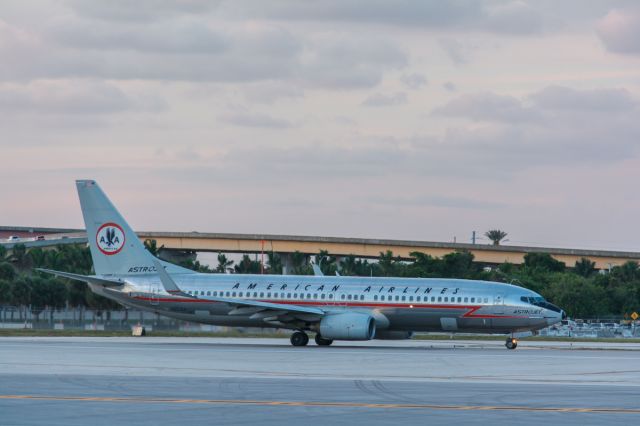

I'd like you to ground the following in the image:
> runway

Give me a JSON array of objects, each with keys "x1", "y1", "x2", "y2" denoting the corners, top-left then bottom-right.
[{"x1": 1, "y1": 337, "x2": 639, "y2": 425}]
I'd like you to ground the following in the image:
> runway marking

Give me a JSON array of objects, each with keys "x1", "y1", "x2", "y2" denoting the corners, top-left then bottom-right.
[{"x1": 0, "y1": 394, "x2": 639, "y2": 414}]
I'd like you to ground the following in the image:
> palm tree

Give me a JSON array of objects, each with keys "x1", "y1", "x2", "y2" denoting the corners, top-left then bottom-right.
[
  {"x1": 485, "y1": 229, "x2": 508, "y2": 246},
  {"x1": 234, "y1": 255, "x2": 261, "y2": 274},
  {"x1": 144, "y1": 239, "x2": 164, "y2": 257},
  {"x1": 339, "y1": 255, "x2": 358, "y2": 276},
  {"x1": 215, "y1": 253, "x2": 234, "y2": 273},
  {"x1": 378, "y1": 250, "x2": 401, "y2": 277}
]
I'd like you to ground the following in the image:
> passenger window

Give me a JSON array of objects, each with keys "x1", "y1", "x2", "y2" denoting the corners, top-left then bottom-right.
[
  {"x1": 444, "y1": 297, "x2": 448, "y2": 302},
  {"x1": 329, "y1": 294, "x2": 333, "y2": 299},
  {"x1": 374, "y1": 295, "x2": 378, "y2": 301},
  {"x1": 395, "y1": 296, "x2": 400, "y2": 301},
  {"x1": 287, "y1": 293, "x2": 291, "y2": 298},
  {"x1": 239, "y1": 292, "x2": 243, "y2": 297},
  {"x1": 401, "y1": 296, "x2": 406, "y2": 301},
  {"x1": 259, "y1": 292, "x2": 264, "y2": 297},
  {"x1": 347, "y1": 294, "x2": 352, "y2": 300},
  {"x1": 341, "y1": 294, "x2": 346, "y2": 300},
  {"x1": 232, "y1": 292, "x2": 236, "y2": 297},
  {"x1": 464, "y1": 297, "x2": 468, "y2": 303},
  {"x1": 360, "y1": 295, "x2": 364, "y2": 301},
  {"x1": 416, "y1": 296, "x2": 421, "y2": 302},
  {"x1": 471, "y1": 297, "x2": 475, "y2": 303},
  {"x1": 409, "y1": 296, "x2": 413, "y2": 302},
  {"x1": 307, "y1": 293, "x2": 311, "y2": 299},
  {"x1": 314, "y1": 294, "x2": 318, "y2": 299},
  {"x1": 206, "y1": 291, "x2": 210, "y2": 296},
  {"x1": 438, "y1": 297, "x2": 442, "y2": 302},
  {"x1": 212, "y1": 291, "x2": 217, "y2": 296},
  {"x1": 457, "y1": 297, "x2": 462, "y2": 303},
  {"x1": 253, "y1": 292, "x2": 258, "y2": 298},
  {"x1": 484, "y1": 298, "x2": 488, "y2": 303},
  {"x1": 321, "y1": 294, "x2": 325, "y2": 299}
]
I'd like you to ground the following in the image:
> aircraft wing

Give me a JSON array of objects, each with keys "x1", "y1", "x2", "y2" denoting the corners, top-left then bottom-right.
[
  {"x1": 37, "y1": 268, "x2": 124, "y2": 287},
  {"x1": 152, "y1": 260, "x2": 324, "y2": 319}
]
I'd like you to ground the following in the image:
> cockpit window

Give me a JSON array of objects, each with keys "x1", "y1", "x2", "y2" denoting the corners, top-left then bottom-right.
[{"x1": 521, "y1": 296, "x2": 562, "y2": 313}]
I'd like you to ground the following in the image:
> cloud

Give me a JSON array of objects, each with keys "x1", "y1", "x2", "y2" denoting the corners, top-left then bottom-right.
[
  {"x1": 68, "y1": 0, "x2": 219, "y2": 22},
  {"x1": 443, "y1": 81, "x2": 457, "y2": 92},
  {"x1": 239, "y1": 0, "x2": 548, "y2": 35},
  {"x1": 429, "y1": 86, "x2": 640, "y2": 174},
  {"x1": 362, "y1": 92, "x2": 407, "y2": 107},
  {"x1": 241, "y1": 0, "x2": 485, "y2": 28},
  {"x1": 438, "y1": 38, "x2": 474, "y2": 65},
  {"x1": 220, "y1": 112, "x2": 293, "y2": 129},
  {"x1": 0, "y1": 80, "x2": 162, "y2": 114},
  {"x1": 400, "y1": 73, "x2": 427, "y2": 89},
  {"x1": 49, "y1": 17, "x2": 230, "y2": 54},
  {"x1": 484, "y1": 1, "x2": 544, "y2": 34},
  {"x1": 298, "y1": 36, "x2": 407, "y2": 89},
  {"x1": 371, "y1": 194, "x2": 505, "y2": 209},
  {"x1": 597, "y1": 7, "x2": 640, "y2": 55},
  {"x1": 530, "y1": 85, "x2": 636, "y2": 112},
  {"x1": 433, "y1": 92, "x2": 533, "y2": 122},
  {"x1": 242, "y1": 81, "x2": 304, "y2": 104},
  {"x1": 1, "y1": 12, "x2": 405, "y2": 91}
]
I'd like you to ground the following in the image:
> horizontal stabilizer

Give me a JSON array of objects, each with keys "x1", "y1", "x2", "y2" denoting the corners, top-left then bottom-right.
[{"x1": 37, "y1": 268, "x2": 124, "y2": 287}]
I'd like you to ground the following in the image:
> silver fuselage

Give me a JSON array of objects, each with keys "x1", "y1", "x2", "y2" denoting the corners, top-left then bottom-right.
[{"x1": 92, "y1": 273, "x2": 562, "y2": 334}]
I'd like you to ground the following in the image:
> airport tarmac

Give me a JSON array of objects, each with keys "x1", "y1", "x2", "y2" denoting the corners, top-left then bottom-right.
[{"x1": 1, "y1": 337, "x2": 639, "y2": 425}]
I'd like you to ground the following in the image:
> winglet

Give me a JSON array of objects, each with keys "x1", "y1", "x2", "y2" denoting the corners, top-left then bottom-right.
[
  {"x1": 312, "y1": 264, "x2": 324, "y2": 276},
  {"x1": 152, "y1": 259, "x2": 194, "y2": 298}
]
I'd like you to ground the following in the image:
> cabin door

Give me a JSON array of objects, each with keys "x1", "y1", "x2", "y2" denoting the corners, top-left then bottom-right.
[
  {"x1": 149, "y1": 283, "x2": 160, "y2": 306},
  {"x1": 493, "y1": 294, "x2": 505, "y2": 314}
]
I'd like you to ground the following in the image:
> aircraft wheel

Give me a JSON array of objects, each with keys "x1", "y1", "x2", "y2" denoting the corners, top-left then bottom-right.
[
  {"x1": 314, "y1": 334, "x2": 333, "y2": 346},
  {"x1": 290, "y1": 331, "x2": 309, "y2": 347},
  {"x1": 505, "y1": 337, "x2": 518, "y2": 350}
]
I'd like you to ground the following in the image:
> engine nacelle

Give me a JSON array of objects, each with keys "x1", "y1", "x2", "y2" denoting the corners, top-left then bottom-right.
[
  {"x1": 319, "y1": 313, "x2": 376, "y2": 340},
  {"x1": 374, "y1": 331, "x2": 414, "y2": 340}
]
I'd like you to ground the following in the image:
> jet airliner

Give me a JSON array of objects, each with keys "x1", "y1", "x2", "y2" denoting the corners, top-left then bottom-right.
[{"x1": 41, "y1": 180, "x2": 565, "y2": 349}]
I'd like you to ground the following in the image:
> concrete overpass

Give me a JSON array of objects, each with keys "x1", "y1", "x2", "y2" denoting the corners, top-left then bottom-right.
[{"x1": 2, "y1": 226, "x2": 640, "y2": 270}]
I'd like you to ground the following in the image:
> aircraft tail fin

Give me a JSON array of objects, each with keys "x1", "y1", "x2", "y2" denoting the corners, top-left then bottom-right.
[{"x1": 76, "y1": 180, "x2": 193, "y2": 276}]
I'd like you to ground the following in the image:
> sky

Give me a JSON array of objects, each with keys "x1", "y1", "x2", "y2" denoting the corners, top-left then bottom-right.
[{"x1": 2, "y1": 0, "x2": 640, "y2": 251}]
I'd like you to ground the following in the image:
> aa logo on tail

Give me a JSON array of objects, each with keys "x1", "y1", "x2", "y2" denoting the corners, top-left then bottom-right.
[{"x1": 96, "y1": 223, "x2": 125, "y2": 255}]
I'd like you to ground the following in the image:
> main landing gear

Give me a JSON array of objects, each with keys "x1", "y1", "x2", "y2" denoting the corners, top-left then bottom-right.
[
  {"x1": 314, "y1": 333, "x2": 333, "y2": 346},
  {"x1": 290, "y1": 331, "x2": 309, "y2": 346},
  {"x1": 289, "y1": 331, "x2": 334, "y2": 347},
  {"x1": 505, "y1": 337, "x2": 518, "y2": 350}
]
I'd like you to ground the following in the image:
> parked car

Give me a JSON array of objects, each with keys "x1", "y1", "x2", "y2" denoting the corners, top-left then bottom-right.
[
  {"x1": 33, "y1": 235, "x2": 45, "y2": 241},
  {"x1": 7, "y1": 236, "x2": 20, "y2": 242}
]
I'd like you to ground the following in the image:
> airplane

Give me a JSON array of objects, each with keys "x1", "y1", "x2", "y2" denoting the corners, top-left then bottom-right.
[{"x1": 40, "y1": 180, "x2": 565, "y2": 349}]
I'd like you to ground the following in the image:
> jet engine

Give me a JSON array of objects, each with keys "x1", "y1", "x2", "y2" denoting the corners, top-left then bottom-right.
[
  {"x1": 319, "y1": 313, "x2": 376, "y2": 340},
  {"x1": 374, "y1": 331, "x2": 414, "y2": 340}
]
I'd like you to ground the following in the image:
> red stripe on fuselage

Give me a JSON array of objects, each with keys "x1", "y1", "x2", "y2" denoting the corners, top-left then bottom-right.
[{"x1": 131, "y1": 296, "x2": 529, "y2": 319}]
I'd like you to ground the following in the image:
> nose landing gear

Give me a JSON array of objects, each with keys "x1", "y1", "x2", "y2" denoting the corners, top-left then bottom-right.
[{"x1": 505, "y1": 336, "x2": 518, "y2": 350}]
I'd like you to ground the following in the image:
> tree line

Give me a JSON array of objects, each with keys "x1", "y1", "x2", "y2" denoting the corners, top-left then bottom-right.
[{"x1": 1, "y1": 241, "x2": 639, "y2": 319}]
